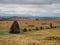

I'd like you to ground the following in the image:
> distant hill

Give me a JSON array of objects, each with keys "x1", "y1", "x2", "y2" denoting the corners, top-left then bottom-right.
[{"x1": 0, "y1": 16, "x2": 60, "y2": 21}]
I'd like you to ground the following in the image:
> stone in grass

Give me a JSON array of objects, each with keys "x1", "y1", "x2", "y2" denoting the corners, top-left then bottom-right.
[{"x1": 9, "y1": 20, "x2": 20, "y2": 34}]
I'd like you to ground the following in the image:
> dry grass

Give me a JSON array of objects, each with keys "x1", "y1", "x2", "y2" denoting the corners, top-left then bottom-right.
[
  {"x1": 0, "y1": 19, "x2": 60, "y2": 45},
  {"x1": 0, "y1": 28, "x2": 60, "y2": 45},
  {"x1": 0, "y1": 19, "x2": 60, "y2": 30}
]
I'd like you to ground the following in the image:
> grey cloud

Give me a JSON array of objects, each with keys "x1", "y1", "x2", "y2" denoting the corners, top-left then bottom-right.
[
  {"x1": 0, "y1": 0, "x2": 60, "y2": 5},
  {"x1": 0, "y1": 0, "x2": 60, "y2": 17}
]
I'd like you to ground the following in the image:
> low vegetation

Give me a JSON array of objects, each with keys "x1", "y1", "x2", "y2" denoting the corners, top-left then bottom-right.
[
  {"x1": 22, "y1": 28, "x2": 27, "y2": 32},
  {"x1": 44, "y1": 36, "x2": 60, "y2": 40},
  {"x1": 0, "y1": 19, "x2": 60, "y2": 45}
]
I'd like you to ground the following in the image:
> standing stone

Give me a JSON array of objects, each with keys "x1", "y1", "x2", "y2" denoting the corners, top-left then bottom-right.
[
  {"x1": 9, "y1": 20, "x2": 20, "y2": 34},
  {"x1": 50, "y1": 23, "x2": 53, "y2": 28}
]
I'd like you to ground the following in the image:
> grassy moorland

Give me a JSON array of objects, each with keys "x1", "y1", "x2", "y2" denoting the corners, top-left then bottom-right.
[
  {"x1": 0, "y1": 28, "x2": 60, "y2": 45},
  {"x1": 0, "y1": 19, "x2": 60, "y2": 45}
]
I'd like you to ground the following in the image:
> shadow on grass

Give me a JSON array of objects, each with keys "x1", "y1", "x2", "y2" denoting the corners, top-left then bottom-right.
[
  {"x1": 0, "y1": 29, "x2": 33, "y2": 35},
  {"x1": 0, "y1": 30, "x2": 9, "y2": 35}
]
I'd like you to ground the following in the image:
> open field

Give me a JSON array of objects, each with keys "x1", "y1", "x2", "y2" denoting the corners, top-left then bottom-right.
[
  {"x1": 0, "y1": 28, "x2": 60, "y2": 45},
  {"x1": 0, "y1": 18, "x2": 60, "y2": 30},
  {"x1": 0, "y1": 18, "x2": 60, "y2": 45}
]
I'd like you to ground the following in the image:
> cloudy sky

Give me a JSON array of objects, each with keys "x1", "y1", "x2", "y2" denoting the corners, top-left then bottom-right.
[{"x1": 0, "y1": 0, "x2": 60, "y2": 17}]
